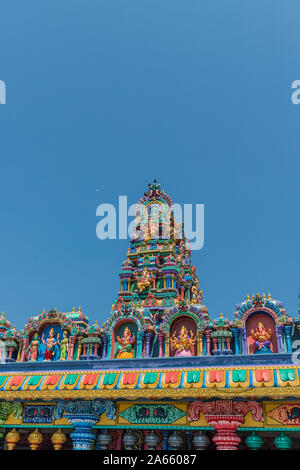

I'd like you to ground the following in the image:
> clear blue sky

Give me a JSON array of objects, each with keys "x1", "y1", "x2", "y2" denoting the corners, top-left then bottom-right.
[{"x1": 0, "y1": 1, "x2": 299, "y2": 329}]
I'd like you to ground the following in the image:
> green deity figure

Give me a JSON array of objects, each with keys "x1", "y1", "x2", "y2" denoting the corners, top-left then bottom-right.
[{"x1": 60, "y1": 330, "x2": 69, "y2": 360}]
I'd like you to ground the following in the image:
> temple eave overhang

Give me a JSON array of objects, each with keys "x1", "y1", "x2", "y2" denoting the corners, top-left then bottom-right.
[{"x1": 0, "y1": 354, "x2": 299, "y2": 400}]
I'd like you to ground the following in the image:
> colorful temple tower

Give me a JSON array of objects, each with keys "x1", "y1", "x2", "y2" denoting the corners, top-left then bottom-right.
[{"x1": 0, "y1": 182, "x2": 299, "y2": 451}]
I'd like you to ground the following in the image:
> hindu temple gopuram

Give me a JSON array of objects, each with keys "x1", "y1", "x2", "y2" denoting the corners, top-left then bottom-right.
[{"x1": 0, "y1": 181, "x2": 299, "y2": 451}]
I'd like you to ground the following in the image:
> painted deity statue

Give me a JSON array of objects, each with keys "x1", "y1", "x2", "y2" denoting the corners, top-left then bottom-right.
[
  {"x1": 250, "y1": 322, "x2": 272, "y2": 353},
  {"x1": 59, "y1": 330, "x2": 69, "y2": 360},
  {"x1": 191, "y1": 285, "x2": 203, "y2": 304},
  {"x1": 171, "y1": 325, "x2": 196, "y2": 357},
  {"x1": 137, "y1": 267, "x2": 151, "y2": 292},
  {"x1": 26, "y1": 333, "x2": 40, "y2": 361},
  {"x1": 42, "y1": 328, "x2": 60, "y2": 361},
  {"x1": 115, "y1": 327, "x2": 135, "y2": 359}
]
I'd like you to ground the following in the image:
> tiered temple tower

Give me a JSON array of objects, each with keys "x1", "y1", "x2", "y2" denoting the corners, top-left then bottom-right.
[{"x1": 0, "y1": 182, "x2": 298, "y2": 451}]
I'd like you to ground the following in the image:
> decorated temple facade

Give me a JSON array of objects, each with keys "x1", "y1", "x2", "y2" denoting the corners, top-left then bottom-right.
[{"x1": 0, "y1": 182, "x2": 299, "y2": 450}]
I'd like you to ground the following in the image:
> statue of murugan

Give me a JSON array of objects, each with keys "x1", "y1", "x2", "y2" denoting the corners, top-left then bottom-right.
[
  {"x1": 42, "y1": 328, "x2": 60, "y2": 361},
  {"x1": 115, "y1": 327, "x2": 135, "y2": 359},
  {"x1": 137, "y1": 267, "x2": 151, "y2": 292},
  {"x1": 26, "y1": 333, "x2": 40, "y2": 361},
  {"x1": 250, "y1": 322, "x2": 272, "y2": 353},
  {"x1": 171, "y1": 325, "x2": 196, "y2": 357}
]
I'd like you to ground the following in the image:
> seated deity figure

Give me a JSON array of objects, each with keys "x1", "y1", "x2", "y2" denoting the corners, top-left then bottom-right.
[
  {"x1": 26, "y1": 333, "x2": 40, "y2": 361},
  {"x1": 115, "y1": 326, "x2": 135, "y2": 359},
  {"x1": 250, "y1": 322, "x2": 273, "y2": 354},
  {"x1": 42, "y1": 328, "x2": 60, "y2": 361},
  {"x1": 137, "y1": 267, "x2": 151, "y2": 292},
  {"x1": 171, "y1": 325, "x2": 196, "y2": 357}
]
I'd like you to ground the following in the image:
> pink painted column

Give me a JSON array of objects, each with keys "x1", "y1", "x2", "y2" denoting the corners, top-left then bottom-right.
[
  {"x1": 205, "y1": 330, "x2": 212, "y2": 356},
  {"x1": 157, "y1": 332, "x2": 164, "y2": 357}
]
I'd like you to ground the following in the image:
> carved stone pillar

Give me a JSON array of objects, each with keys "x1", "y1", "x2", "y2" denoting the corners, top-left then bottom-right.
[
  {"x1": 205, "y1": 329, "x2": 212, "y2": 356},
  {"x1": 197, "y1": 332, "x2": 203, "y2": 356},
  {"x1": 157, "y1": 332, "x2": 164, "y2": 357},
  {"x1": 283, "y1": 325, "x2": 292, "y2": 353},
  {"x1": 189, "y1": 400, "x2": 264, "y2": 451},
  {"x1": 145, "y1": 332, "x2": 153, "y2": 358},
  {"x1": 136, "y1": 331, "x2": 144, "y2": 358},
  {"x1": 276, "y1": 325, "x2": 283, "y2": 353},
  {"x1": 54, "y1": 400, "x2": 116, "y2": 451},
  {"x1": 241, "y1": 327, "x2": 247, "y2": 353},
  {"x1": 101, "y1": 334, "x2": 108, "y2": 359},
  {"x1": 76, "y1": 336, "x2": 83, "y2": 360},
  {"x1": 232, "y1": 328, "x2": 240, "y2": 355}
]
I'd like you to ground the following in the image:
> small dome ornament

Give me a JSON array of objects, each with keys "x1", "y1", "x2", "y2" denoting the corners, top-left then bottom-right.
[
  {"x1": 5, "y1": 428, "x2": 20, "y2": 450},
  {"x1": 122, "y1": 430, "x2": 137, "y2": 450},
  {"x1": 144, "y1": 430, "x2": 159, "y2": 450},
  {"x1": 0, "y1": 311, "x2": 11, "y2": 330},
  {"x1": 245, "y1": 432, "x2": 263, "y2": 450},
  {"x1": 51, "y1": 429, "x2": 67, "y2": 450},
  {"x1": 168, "y1": 430, "x2": 183, "y2": 450},
  {"x1": 273, "y1": 432, "x2": 292, "y2": 450},
  {"x1": 192, "y1": 431, "x2": 209, "y2": 450},
  {"x1": 28, "y1": 428, "x2": 43, "y2": 450},
  {"x1": 97, "y1": 429, "x2": 111, "y2": 450}
]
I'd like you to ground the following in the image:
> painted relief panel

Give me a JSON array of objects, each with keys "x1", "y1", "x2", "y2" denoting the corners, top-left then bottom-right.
[{"x1": 118, "y1": 402, "x2": 187, "y2": 426}]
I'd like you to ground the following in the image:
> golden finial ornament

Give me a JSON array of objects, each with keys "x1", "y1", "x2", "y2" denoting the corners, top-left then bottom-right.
[
  {"x1": 268, "y1": 292, "x2": 272, "y2": 299},
  {"x1": 72, "y1": 306, "x2": 75, "y2": 312},
  {"x1": 28, "y1": 428, "x2": 43, "y2": 450},
  {"x1": 51, "y1": 429, "x2": 67, "y2": 450},
  {"x1": 78, "y1": 306, "x2": 82, "y2": 312},
  {"x1": 263, "y1": 292, "x2": 266, "y2": 300},
  {"x1": 252, "y1": 294, "x2": 255, "y2": 300},
  {"x1": 5, "y1": 428, "x2": 20, "y2": 450},
  {"x1": 1, "y1": 312, "x2": 4, "y2": 318},
  {"x1": 246, "y1": 294, "x2": 250, "y2": 301}
]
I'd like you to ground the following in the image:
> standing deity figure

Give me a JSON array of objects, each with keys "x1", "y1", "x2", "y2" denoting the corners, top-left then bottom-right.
[
  {"x1": 115, "y1": 327, "x2": 135, "y2": 359},
  {"x1": 59, "y1": 330, "x2": 69, "y2": 360},
  {"x1": 171, "y1": 325, "x2": 196, "y2": 357},
  {"x1": 250, "y1": 322, "x2": 272, "y2": 353},
  {"x1": 26, "y1": 333, "x2": 40, "y2": 361},
  {"x1": 42, "y1": 328, "x2": 60, "y2": 361},
  {"x1": 137, "y1": 267, "x2": 151, "y2": 292}
]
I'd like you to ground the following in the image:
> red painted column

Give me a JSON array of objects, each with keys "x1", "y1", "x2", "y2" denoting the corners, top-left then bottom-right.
[
  {"x1": 116, "y1": 430, "x2": 123, "y2": 450},
  {"x1": 144, "y1": 430, "x2": 150, "y2": 450},
  {"x1": 189, "y1": 400, "x2": 263, "y2": 451},
  {"x1": 206, "y1": 415, "x2": 244, "y2": 450}
]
